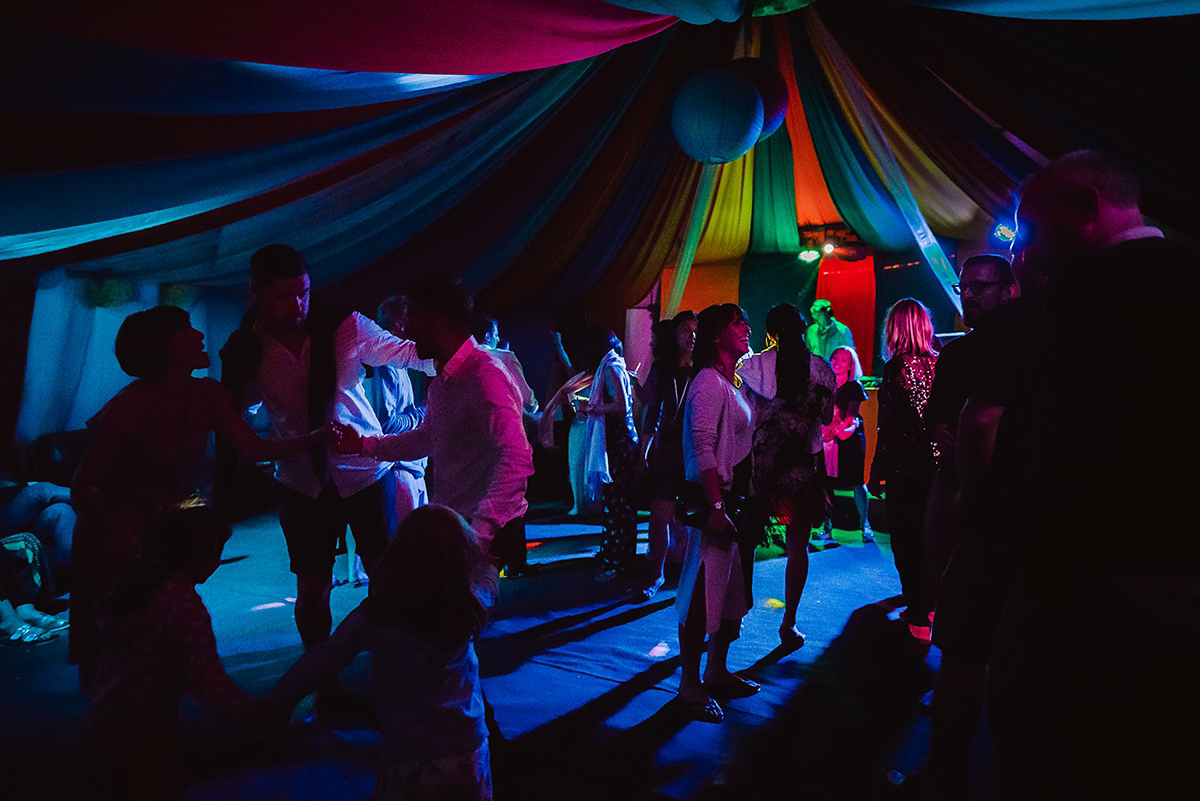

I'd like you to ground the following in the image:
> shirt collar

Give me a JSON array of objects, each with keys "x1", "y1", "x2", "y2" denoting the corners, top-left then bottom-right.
[
  {"x1": 1102, "y1": 225, "x2": 1163, "y2": 248},
  {"x1": 441, "y1": 336, "x2": 477, "y2": 377},
  {"x1": 251, "y1": 314, "x2": 309, "y2": 351}
]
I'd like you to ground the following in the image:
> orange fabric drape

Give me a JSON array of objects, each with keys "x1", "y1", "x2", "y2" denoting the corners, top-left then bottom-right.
[{"x1": 774, "y1": 16, "x2": 840, "y2": 228}]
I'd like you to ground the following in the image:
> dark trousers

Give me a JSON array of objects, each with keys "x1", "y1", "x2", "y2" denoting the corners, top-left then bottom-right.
[
  {"x1": 489, "y1": 516, "x2": 528, "y2": 572},
  {"x1": 277, "y1": 480, "x2": 389, "y2": 578},
  {"x1": 884, "y1": 474, "x2": 933, "y2": 619}
]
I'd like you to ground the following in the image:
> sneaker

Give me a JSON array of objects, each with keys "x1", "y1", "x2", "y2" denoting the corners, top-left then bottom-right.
[{"x1": 862, "y1": 527, "x2": 875, "y2": 543}]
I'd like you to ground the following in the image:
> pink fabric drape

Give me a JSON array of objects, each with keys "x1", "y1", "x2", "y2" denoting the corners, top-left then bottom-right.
[{"x1": 2, "y1": 1, "x2": 677, "y2": 74}]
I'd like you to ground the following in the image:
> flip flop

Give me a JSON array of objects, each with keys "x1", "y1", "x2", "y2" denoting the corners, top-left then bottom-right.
[
  {"x1": 704, "y1": 675, "x2": 761, "y2": 699},
  {"x1": 6, "y1": 624, "x2": 58, "y2": 644},
  {"x1": 637, "y1": 578, "x2": 665, "y2": 602},
  {"x1": 678, "y1": 694, "x2": 723, "y2": 723},
  {"x1": 21, "y1": 612, "x2": 69, "y2": 633}
]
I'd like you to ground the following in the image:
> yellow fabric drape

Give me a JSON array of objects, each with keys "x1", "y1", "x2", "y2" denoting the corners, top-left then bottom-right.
[{"x1": 693, "y1": 150, "x2": 755, "y2": 266}]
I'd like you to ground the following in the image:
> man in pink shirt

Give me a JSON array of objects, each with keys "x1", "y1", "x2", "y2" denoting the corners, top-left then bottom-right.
[{"x1": 332, "y1": 277, "x2": 535, "y2": 575}]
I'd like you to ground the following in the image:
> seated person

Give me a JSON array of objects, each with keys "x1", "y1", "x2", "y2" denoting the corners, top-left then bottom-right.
[
  {"x1": 0, "y1": 551, "x2": 68, "y2": 643},
  {"x1": 0, "y1": 480, "x2": 75, "y2": 593}
]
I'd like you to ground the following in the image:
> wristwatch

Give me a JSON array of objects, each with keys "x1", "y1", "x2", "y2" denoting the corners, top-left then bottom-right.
[{"x1": 710, "y1": 500, "x2": 724, "y2": 512}]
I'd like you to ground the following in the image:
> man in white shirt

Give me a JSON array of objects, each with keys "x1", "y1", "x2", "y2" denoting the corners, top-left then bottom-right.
[
  {"x1": 334, "y1": 277, "x2": 535, "y2": 575},
  {"x1": 218, "y1": 245, "x2": 433, "y2": 650},
  {"x1": 374, "y1": 295, "x2": 429, "y2": 534}
]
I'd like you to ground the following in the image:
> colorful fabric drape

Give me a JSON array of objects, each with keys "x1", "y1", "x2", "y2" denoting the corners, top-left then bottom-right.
[
  {"x1": 6, "y1": 3, "x2": 1200, "y2": 455},
  {"x1": 804, "y1": 9, "x2": 959, "y2": 312},
  {"x1": 1, "y1": 1, "x2": 676, "y2": 74},
  {"x1": 900, "y1": 0, "x2": 1200, "y2": 19}
]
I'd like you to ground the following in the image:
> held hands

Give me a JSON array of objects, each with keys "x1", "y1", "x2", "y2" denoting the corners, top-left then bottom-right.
[
  {"x1": 328, "y1": 421, "x2": 364, "y2": 455},
  {"x1": 705, "y1": 507, "x2": 736, "y2": 539}
]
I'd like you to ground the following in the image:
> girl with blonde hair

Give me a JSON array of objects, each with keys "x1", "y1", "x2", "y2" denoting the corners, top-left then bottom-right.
[{"x1": 870, "y1": 298, "x2": 939, "y2": 640}]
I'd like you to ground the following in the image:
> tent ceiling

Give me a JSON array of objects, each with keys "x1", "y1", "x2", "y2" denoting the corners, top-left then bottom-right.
[{"x1": 2, "y1": 1, "x2": 1197, "y2": 319}]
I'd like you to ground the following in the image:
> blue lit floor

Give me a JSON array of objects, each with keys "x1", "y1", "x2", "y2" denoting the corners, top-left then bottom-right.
[{"x1": 0, "y1": 510, "x2": 998, "y2": 800}]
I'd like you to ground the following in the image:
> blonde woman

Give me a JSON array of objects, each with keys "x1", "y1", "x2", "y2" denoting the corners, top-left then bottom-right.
[
  {"x1": 819, "y1": 346, "x2": 872, "y2": 542},
  {"x1": 869, "y1": 298, "x2": 939, "y2": 640}
]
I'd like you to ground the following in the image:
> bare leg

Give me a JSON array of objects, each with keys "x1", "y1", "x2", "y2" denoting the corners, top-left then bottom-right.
[
  {"x1": 702, "y1": 626, "x2": 735, "y2": 684},
  {"x1": 854, "y1": 485, "x2": 873, "y2": 540},
  {"x1": 294, "y1": 571, "x2": 333, "y2": 649},
  {"x1": 642, "y1": 498, "x2": 673, "y2": 595},
  {"x1": 780, "y1": 520, "x2": 810, "y2": 643}
]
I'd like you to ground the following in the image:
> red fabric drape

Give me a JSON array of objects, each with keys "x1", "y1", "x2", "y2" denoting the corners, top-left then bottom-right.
[
  {"x1": 3, "y1": 1, "x2": 676, "y2": 74},
  {"x1": 814, "y1": 255, "x2": 876, "y2": 372}
]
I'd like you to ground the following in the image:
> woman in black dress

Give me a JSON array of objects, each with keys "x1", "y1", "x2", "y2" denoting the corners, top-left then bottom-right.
[
  {"x1": 637, "y1": 311, "x2": 697, "y2": 600},
  {"x1": 819, "y1": 346, "x2": 872, "y2": 542}
]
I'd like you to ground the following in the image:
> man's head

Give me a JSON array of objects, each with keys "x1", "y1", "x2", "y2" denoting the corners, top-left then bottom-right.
[
  {"x1": 377, "y1": 295, "x2": 410, "y2": 339},
  {"x1": 810, "y1": 299, "x2": 833, "y2": 327},
  {"x1": 403, "y1": 275, "x2": 474, "y2": 362},
  {"x1": 250, "y1": 244, "x2": 310, "y2": 332},
  {"x1": 957, "y1": 254, "x2": 1017, "y2": 327},
  {"x1": 471, "y1": 315, "x2": 501, "y2": 349},
  {"x1": 1015, "y1": 151, "x2": 1144, "y2": 283}
]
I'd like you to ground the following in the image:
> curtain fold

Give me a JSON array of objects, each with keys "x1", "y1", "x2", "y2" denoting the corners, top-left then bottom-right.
[
  {"x1": 1, "y1": 0, "x2": 676, "y2": 74},
  {"x1": 788, "y1": 19, "x2": 913, "y2": 251},
  {"x1": 899, "y1": 0, "x2": 1200, "y2": 20},
  {"x1": 773, "y1": 17, "x2": 840, "y2": 228},
  {"x1": 805, "y1": 8, "x2": 958, "y2": 310}
]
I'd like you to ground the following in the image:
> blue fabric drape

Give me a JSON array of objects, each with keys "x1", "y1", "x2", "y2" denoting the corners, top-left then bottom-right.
[
  {"x1": 1, "y1": 62, "x2": 596, "y2": 280},
  {"x1": 1, "y1": 29, "x2": 493, "y2": 115},
  {"x1": 900, "y1": 0, "x2": 1200, "y2": 19}
]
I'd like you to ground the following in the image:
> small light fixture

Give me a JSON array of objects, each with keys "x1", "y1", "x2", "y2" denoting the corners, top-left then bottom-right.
[{"x1": 798, "y1": 248, "x2": 821, "y2": 263}]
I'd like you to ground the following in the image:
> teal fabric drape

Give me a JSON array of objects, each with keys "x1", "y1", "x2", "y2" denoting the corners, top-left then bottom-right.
[
  {"x1": 806, "y1": 10, "x2": 959, "y2": 312},
  {"x1": 900, "y1": 0, "x2": 1200, "y2": 19},
  {"x1": 788, "y1": 22, "x2": 913, "y2": 252}
]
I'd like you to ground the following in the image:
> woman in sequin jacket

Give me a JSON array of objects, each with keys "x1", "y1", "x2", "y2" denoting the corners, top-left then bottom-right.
[{"x1": 870, "y1": 298, "x2": 939, "y2": 637}]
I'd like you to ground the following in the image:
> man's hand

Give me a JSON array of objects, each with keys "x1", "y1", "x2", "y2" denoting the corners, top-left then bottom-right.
[{"x1": 329, "y1": 421, "x2": 363, "y2": 454}]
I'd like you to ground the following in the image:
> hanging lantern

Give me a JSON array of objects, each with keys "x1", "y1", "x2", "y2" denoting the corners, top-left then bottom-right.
[
  {"x1": 671, "y1": 67, "x2": 764, "y2": 164},
  {"x1": 730, "y1": 57, "x2": 789, "y2": 141}
]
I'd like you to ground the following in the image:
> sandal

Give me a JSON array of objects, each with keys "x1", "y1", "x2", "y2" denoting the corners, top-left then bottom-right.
[
  {"x1": 704, "y1": 675, "x2": 761, "y2": 699},
  {"x1": 6, "y1": 624, "x2": 58, "y2": 644},
  {"x1": 20, "y1": 611, "x2": 68, "y2": 633},
  {"x1": 637, "y1": 577, "x2": 665, "y2": 602},
  {"x1": 678, "y1": 694, "x2": 723, "y2": 723}
]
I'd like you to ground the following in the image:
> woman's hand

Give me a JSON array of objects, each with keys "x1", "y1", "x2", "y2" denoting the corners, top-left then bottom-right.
[
  {"x1": 328, "y1": 421, "x2": 363, "y2": 454},
  {"x1": 705, "y1": 507, "x2": 736, "y2": 538}
]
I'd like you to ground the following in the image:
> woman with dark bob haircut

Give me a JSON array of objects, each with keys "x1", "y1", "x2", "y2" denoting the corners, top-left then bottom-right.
[{"x1": 70, "y1": 305, "x2": 329, "y2": 692}]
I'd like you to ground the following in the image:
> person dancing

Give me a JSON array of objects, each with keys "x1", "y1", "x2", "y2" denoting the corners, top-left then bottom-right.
[
  {"x1": 71, "y1": 306, "x2": 326, "y2": 691},
  {"x1": 751, "y1": 311, "x2": 835, "y2": 646},
  {"x1": 637, "y1": 311, "x2": 697, "y2": 600}
]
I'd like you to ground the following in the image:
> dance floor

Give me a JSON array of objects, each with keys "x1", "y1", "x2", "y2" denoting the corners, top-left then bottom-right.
[{"x1": 0, "y1": 507, "x2": 1000, "y2": 800}]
